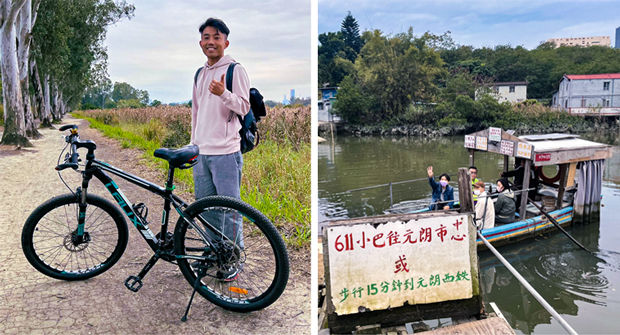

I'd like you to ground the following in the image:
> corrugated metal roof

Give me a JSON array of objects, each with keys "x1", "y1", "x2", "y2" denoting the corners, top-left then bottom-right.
[
  {"x1": 519, "y1": 134, "x2": 609, "y2": 152},
  {"x1": 565, "y1": 73, "x2": 620, "y2": 80}
]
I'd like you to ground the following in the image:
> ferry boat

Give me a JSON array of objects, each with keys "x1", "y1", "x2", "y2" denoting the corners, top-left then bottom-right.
[{"x1": 464, "y1": 128, "x2": 610, "y2": 249}]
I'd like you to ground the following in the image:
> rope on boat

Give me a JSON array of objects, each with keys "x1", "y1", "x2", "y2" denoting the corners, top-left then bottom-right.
[{"x1": 478, "y1": 232, "x2": 578, "y2": 335}]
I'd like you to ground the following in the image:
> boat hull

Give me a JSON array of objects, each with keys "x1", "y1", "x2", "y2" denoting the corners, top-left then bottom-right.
[{"x1": 477, "y1": 206, "x2": 573, "y2": 250}]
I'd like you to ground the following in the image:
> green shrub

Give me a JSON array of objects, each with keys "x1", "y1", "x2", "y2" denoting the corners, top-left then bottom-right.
[
  {"x1": 94, "y1": 113, "x2": 120, "y2": 125},
  {"x1": 142, "y1": 119, "x2": 167, "y2": 144},
  {"x1": 81, "y1": 103, "x2": 100, "y2": 110},
  {"x1": 437, "y1": 116, "x2": 467, "y2": 128},
  {"x1": 162, "y1": 118, "x2": 191, "y2": 148},
  {"x1": 117, "y1": 99, "x2": 143, "y2": 109}
]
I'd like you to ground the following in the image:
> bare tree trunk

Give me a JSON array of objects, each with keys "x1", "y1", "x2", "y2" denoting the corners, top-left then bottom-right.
[
  {"x1": 0, "y1": 0, "x2": 31, "y2": 147},
  {"x1": 48, "y1": 79, "x2": 60, "y2": 122},
  {"x1": 30, "y1": 56, "x2": 50, "y2": 128},
  {"x1": 52, "y1": 82, "x2": 61, "y2": 120},
  {"x1": 43, "y1": 74, "x2": 54, "y2": 123},
  {"x1": 18, "y1": 0, "x2": 41, "y2": 139}
]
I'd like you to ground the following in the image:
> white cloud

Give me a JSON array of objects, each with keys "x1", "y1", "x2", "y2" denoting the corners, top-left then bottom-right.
[{"x1": 104, "y1": 0, "x2": 310, "y2": 103}]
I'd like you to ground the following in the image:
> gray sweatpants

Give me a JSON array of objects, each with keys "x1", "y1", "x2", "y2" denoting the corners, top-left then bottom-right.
[{"x1": 193, "y1": 152, "x2": 244, "y2": 249}]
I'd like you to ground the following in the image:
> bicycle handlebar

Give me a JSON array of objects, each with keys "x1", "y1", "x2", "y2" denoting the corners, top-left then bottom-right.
[{"x1": 56, "y1": 124, "x2": 96, "y2": 171}]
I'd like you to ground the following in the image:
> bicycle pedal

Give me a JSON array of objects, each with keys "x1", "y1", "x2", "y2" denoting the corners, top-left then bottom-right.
[{"x1": 124, "y1": 275, "x2": 143, "y2": 292}]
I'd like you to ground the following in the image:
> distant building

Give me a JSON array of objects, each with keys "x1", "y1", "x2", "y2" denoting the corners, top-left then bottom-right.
[
  {"x1": 547, "y1": 36, "x2": 610, "y2": 48},
  {"x1": 290, "y1": 89, "x2": 295, "y2": 101},
  {"x1": 282, "y1": 94, "x2": 289, "y2": 105},
  {"x1": 616, "y1": 27, "x2": 620, "y2": 49},
  {"x1": 552, "y1": 73, "x2": 620, "y2": 115},
  {"x1": 318, "y1": 87, "x2": 340, "y2": 122},
  {"x1": 476, "y1": 81, "x2": 528, "y2": 103}
]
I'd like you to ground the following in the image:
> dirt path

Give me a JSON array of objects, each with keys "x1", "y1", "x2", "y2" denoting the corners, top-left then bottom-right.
[{"x1": 0, "y1": 117, "x2": 310, "y2": 334}]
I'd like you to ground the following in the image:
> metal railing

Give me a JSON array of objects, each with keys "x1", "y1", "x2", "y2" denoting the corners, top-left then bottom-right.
[
  {"x1": 344, "y1": 173, "x2": 535, "y2": 210},
  {"x1": 346, "y1": 174, "x2": 458, "y2": 207}
]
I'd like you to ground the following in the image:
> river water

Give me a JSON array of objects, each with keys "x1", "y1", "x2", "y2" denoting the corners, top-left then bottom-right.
[{"x1": 318, "y1": 133, "x2": 620, "y2": 334}]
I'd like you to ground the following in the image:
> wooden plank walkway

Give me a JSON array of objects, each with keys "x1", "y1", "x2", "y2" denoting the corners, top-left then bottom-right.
[{"x1": 423, "y1": 317, "x2": 515, "y2": 335}]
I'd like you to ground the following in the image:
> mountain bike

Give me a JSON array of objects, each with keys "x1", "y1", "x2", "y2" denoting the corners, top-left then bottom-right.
[{"x1": 21, "y1": 124, "x2": 289, "y2": 320}]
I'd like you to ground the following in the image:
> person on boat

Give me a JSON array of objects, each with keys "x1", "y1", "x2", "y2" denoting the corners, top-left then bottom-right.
[
  {"x1": 501, "y1": 158, "x2": 539, "y2": 210},
  {"x1": 469, "y1": 166, "x2": 480, "y2": 204},
  {"x1": 474, "y1": 181, "x2": 495, "y2": 230},
  {"x1": 495, "y1": 178, "x2": 516, "y2": 224},
  {"x1": 427, "y1": 166, "x2": 454, "y2": 210}
]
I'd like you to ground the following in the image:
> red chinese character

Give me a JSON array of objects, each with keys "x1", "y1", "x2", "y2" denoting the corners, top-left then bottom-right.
[
  {"x1": 451, "y1": 234, "x2": 466, "y2": 241},
  {"x1": 436, "y1": 224, "x2": 447, "y2": 242},
  {"x1": 453, "y1": 219, "x2": 463, "y2": 231},
  {"x1": 420, "y1": 227, "x2": 432, "y2": 243},
  {"x1": 403, "y1": 229, "x2": 417, "y2": 244},
  {"x1": 387, "y1": 231, "x2": 401, "y2": 246},
  {"x1": 356, "y1": 231, "x2": 366, "y2": 249},
  {"x1": 394, "y1": 255, "x2": 410, "y2": 273},
  {"x1": 373, "y1": 233, "x2": 385, "y2": 248}
]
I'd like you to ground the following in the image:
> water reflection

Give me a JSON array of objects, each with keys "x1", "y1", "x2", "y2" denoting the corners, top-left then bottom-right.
[{"x1": 318, "y1": 135, "x2": 507, "y2": 222}]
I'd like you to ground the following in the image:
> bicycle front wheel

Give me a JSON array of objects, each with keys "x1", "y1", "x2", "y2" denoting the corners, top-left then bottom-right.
[
  {"x1": 174, "y1": 196, "x2": 289, "y2": 312},
  {"x1": 22, "y1": 193, "x2": 129, "y2": 280}
]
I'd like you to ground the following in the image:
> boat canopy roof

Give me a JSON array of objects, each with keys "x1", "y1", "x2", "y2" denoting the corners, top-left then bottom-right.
[{"x1": 464, "y1": 127, "x2": 612, "y2": 166}]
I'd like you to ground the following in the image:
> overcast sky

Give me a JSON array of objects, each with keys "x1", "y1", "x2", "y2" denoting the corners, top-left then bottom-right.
[
  {"x1": 319, "y1": 0, "x2": 620, "y2": 50},
  {"x1": 104, "y1": 0, "x2": 310, "y2": 103}
]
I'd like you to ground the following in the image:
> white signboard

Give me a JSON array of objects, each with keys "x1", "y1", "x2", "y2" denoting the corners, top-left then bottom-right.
[
  {"x1": 500, "y1": 140, "x2": 514, "y2": 156},
  {"x1": 516, "y1": 142, "x2": 533, "y2": 159},
  {"x1": 489, "y1": 127, "x2": 502, "y2": 142},
  {"x1": 326, "y1": 215, "x2": 474, "y2": 315},
  {"x1": 464, "y1": 135, "x2": 475, "y2": 149},
  {"x1": 476, "y1": 137, "x2": 488, "y2": 151}
]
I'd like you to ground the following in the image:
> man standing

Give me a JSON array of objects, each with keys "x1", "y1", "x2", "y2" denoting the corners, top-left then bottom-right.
[
  {"x1": 469, "y1": 166, "x2": 480, "y2": 204},
  {"x1": 191, "y1": 18, "x2": 250, "y2": 280}
]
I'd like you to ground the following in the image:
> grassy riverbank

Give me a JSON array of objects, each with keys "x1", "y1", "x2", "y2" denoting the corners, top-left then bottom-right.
[{"x1": 73, "y1": 105, "x2": 310, "y2": 248}]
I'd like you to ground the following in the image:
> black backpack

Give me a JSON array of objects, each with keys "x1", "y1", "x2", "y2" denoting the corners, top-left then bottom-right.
[{"x1": 194, "y1": 63, "x2": 266, "y2": 153}]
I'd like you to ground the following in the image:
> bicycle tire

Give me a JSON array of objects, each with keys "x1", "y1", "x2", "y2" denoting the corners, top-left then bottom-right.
[
  {"x1": 174, "y1": 196, "x2": 289, "y2": 312},
  {"x1": 22, "y1": 193, "x2": 129, "y2": 281}
]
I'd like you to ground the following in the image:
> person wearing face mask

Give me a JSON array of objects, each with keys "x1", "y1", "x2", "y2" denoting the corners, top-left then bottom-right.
[
  {"x1": 427, "y1": 166, "x2": 454, "y2": 211},
  {"x1": 494, "y1": 178, "x2": 516, "y2": 224},
  {"x1": 474, "y1": 181, "x2": 495, "y2": 230}
]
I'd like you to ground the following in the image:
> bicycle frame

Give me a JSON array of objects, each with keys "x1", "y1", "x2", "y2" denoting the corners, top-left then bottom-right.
[{"x1": 73, "y1": 156, "x2": 218, "y2": 260}]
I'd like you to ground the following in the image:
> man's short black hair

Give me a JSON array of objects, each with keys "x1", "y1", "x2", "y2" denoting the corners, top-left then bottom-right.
[
  {"x1": 469, "y1": 166, "x2": 478, "y2": 172},
  {"x1": 199, "y1": 18, "x2": 230, "y2": 37},
  {"x1": 439, "y1": 173, "x2": 451, "y2": 182}
]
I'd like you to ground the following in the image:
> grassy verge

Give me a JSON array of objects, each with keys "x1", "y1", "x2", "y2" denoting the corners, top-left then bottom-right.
[{"x1": 73, "y1": 106, "x2": 310, "y2": 248}]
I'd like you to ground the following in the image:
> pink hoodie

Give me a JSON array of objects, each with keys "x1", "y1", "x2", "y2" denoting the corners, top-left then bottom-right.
[{"x1": 191, "y1": 54, "x2": 250, "y2": 155}]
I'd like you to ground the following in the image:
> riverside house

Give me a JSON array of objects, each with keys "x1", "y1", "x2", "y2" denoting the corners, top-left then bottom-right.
[
  {"x1": 552, "y1": 73, "x2": 620, "y2": 116},
  {"x1": 476, "y1": 81, "x2": 528, "y2": 103}
]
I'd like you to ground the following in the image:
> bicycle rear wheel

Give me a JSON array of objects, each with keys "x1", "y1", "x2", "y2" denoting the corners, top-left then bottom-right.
[
  {"x1": 22, "y1": 193, "x2": 129, "y2": 280},
  {"x1": 174, "y1": 196, "x2": 289, "y2": 312}
]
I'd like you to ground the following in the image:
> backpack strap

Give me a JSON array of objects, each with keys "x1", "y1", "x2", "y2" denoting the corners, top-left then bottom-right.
[
  {"x1": 224, "y1": 63, "x2": 243, "y2": 124},
  {"x1": 193, "y1": 67, "x2": 203, "y2": 86},
  {"x1": 225, "y1": 62, "x2": 237, "y2": 93}
]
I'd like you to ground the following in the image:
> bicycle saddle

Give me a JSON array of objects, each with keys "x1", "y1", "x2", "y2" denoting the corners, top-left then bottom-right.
[{"x1": 154, "y1": 145, "x2": 199, "y2": 168}]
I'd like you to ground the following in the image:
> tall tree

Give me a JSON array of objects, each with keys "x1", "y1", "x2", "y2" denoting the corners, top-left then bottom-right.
[
  {"x1": 340, "y1": 11, "x2": 362, "y2": 61},
  {"x1": 33, "y1": 0, "x2": 134, "y2": 118},
  {"x1": 1, "y1": 0, "x2": 30, "y2": 146},
  {"x1": 18, "y1": 0, "x2": 42, "y2": 138},
  {"x1": 356, "y1": 28, "x2": 446, "y2": 120}
]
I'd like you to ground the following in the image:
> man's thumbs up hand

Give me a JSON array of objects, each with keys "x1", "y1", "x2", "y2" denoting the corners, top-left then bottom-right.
[{"x1": 209, "y1": 73, "x2": 226, "y2": 96}]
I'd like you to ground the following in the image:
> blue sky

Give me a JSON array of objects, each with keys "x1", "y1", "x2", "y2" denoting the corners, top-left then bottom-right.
[
  {"x1": 319, "y1": 0, "x2": 620, "y2": 49},
  {"x1": 104, "y1": 0, "x2": 310, "y2": 103}
]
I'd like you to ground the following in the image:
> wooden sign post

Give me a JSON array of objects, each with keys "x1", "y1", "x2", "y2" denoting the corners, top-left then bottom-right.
[{"x1": 322, "y1": 211, "x2": 482, "y2": 333}]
